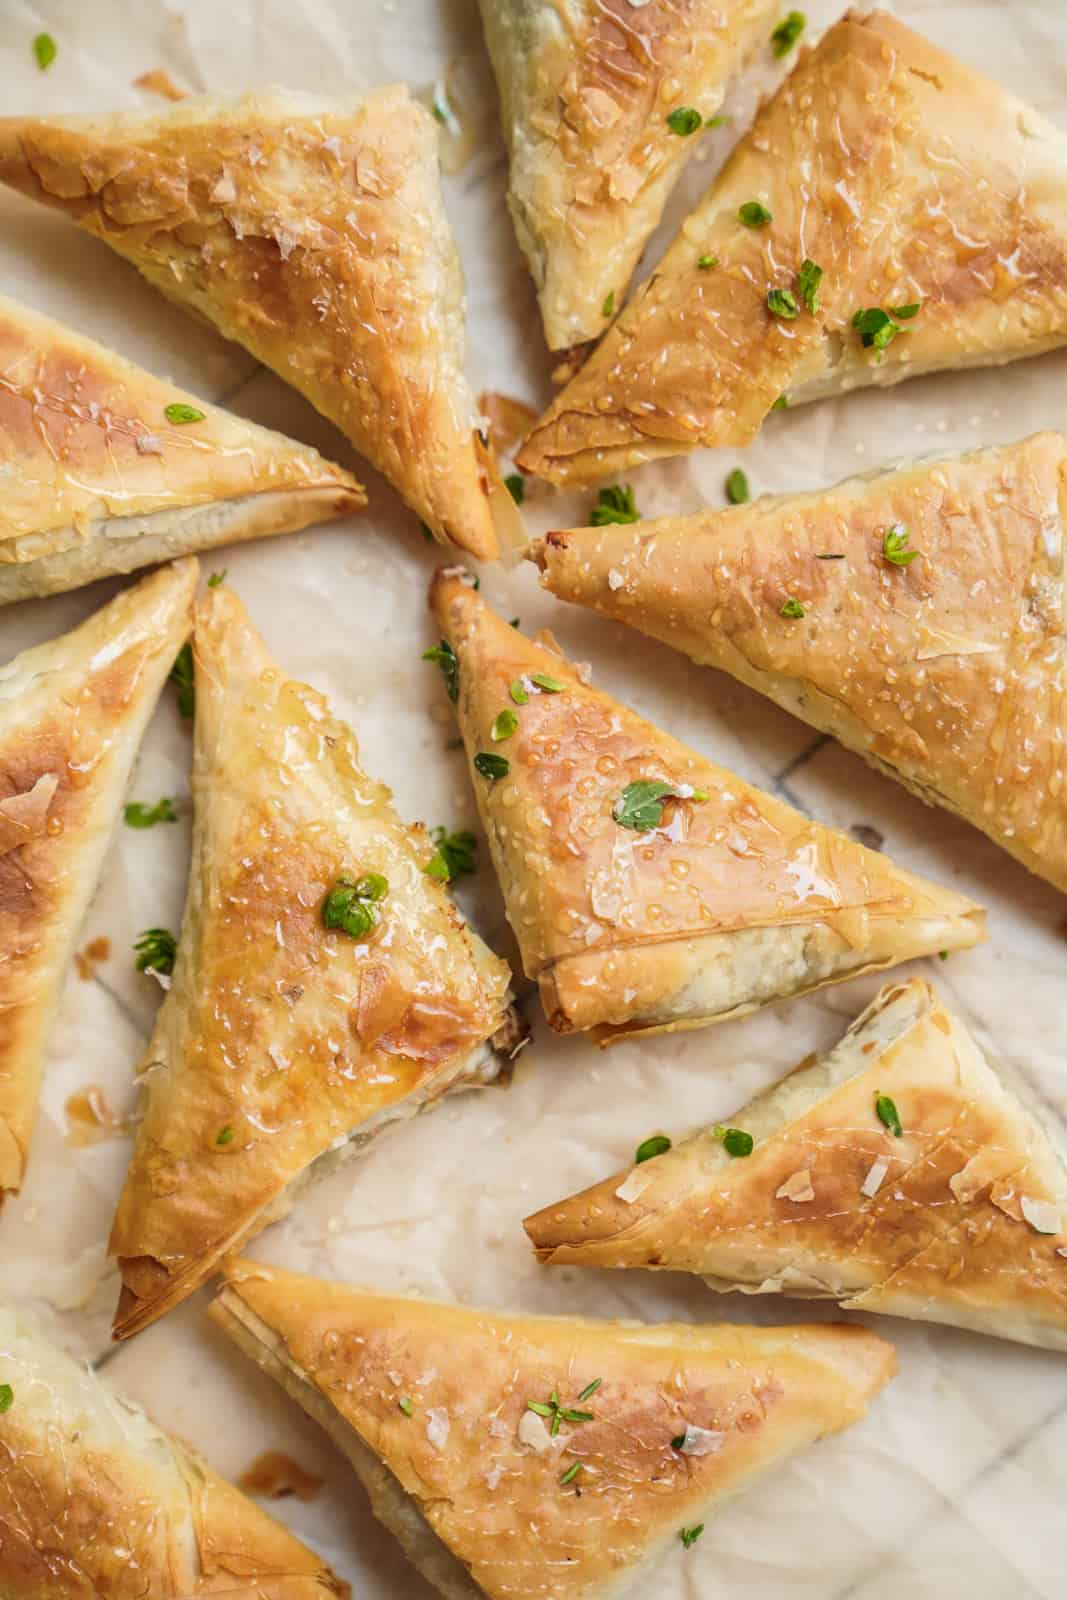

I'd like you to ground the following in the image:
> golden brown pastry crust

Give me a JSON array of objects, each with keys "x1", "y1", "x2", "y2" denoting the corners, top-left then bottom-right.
[
  {"x1": 477, "y1": 0, "x2": 778, "y2": 351},
  {"x1": 0, "y1": 88, "x2": 508, "y2": 559},
  {"x1": 109, "y1": 586, "x2": 513, "y2": 1339},
  {"x1": 533, "y1": 431, "x2": 1067, "y2": 893},
  {"x1": 0, "y1": 560, "x2": 197, "y2": 1198},
  {"x1": 527, "y1": 978, "x2": 1067, "y2": 1351},
  {"x1": 518, "y1": 10, "x2": 1067, "y2": 483},
  {"x1": 429, "y1": 571, "x2": 983, "y2": 1041},
  {"x1": 0, "y1": 291, "x2": 363, "y2": 603},
  {"x1": 0, "y1": 1306, "x2": 347, "y2": 1598},
  {"x1": 213, "y1": 1260, "x2": 894, "y2": 1600}
]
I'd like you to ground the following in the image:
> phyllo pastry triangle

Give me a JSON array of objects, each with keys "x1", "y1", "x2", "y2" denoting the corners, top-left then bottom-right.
[
  {"x1": 533, "y1": 431, "x2": 1067, "y2": 894},
  {"x1": 109, "y1": 585, "x2": 516, "y2": 1340},
  {"x1": 518, "y1": 10, "x2": 1067, "y2": 483},
  {"x1": 0, "y1": 88, "x2": 512, "y2": 559},
  {"x1": 428, "y1": 570, "x2": 984, "y2": 1042},
  {"x1": 0, "y1": 559, "x2": 197, "y2": 1201},
  {"x1": 477, "y1": 0, "x2": 778, "y2": 355},
  {"x1": 212, "y1": 1260, "x2": 895, "y2": 1600},
  {"x1": 0, "y1": 292, "x2": 364, "y2": 604},
  {"x1": 527, "y1": 978, "x2": 1067, "y2": 1351},
  {"x1": 0, "y1": 1304, "x2": 347, "y2": 1599}
]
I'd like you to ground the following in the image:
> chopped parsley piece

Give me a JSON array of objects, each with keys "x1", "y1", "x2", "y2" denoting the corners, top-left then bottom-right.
[
  {"x1": 680, "y1": 1524, "x2": 705, "y2": 1549},
  {"x1": 666, "y1": 107, "x2": 702, "y2": 135},
  {"x1": 529, "y1": 1389, "x2": 596, "y2": 1436},
  {"x1": 591, "y1": 484, "x2": 640, "y2": 525},
  {"x1": 767, "y1": 287, "x2": 798, "y2": 320},
  {"x1": 816, "y1": 552, "x2": 845, "y2": 560},
  {"x1": 738, "y1": 201, "x2": 772, "y2": 227},
  {"x1": 706, "y1": 114, "x2": 730, "y2": 129},
  {"x1": 772, "y1": 393, "x2": 789, "y2": 410},
  {"x1": 780, "y1": 597, "x2": 805, "y2": 618},
  {"x1": 207, "y1": 569, "x2": 227, "y2": 587},
  {"x1": 771, "y1": 10, "x2": 806, "y2": 57},
  {"x1": 398, "y1": 1397, "x2": 414, "y2": 1416},
  {"x1": 613, "y1": 780, "x2": 686, "y2": 832},
  {"x1": 474, "y1": 752, "x2": 509, "y2": 780},
  {"x1": 530, "y1": 673, "x2": 564, "y2": 693},
  {"x1": 890, "y1": 302, "x2": 921, "y2": 319},
  {"x1": 170, "y1": 642, "x2": 195, "y2": 719},
  {"x1": 697, "y1": 254, "x2": 718, "y2": 270},
  {"x1": 882, "y1": 523, "x2": 919, "y2": 566},
  {"x1": 671, "y1": 1433, "x2": 687, "y2": 1450},
  {"x1": 875, "y1": 1092, "x2": 903, "y2": 1137},
  {"x1": 163, "y1": 402, "x2": 204, "y2": 425},
  {"x1": 510, "y1": 618, "x2": 520, "y2": 628},
  {"x1": 134, "y1": 927, "x2": 177, "y2": 976},
  {"x1": 33, "y1": 33, "x2": 56, "y2": 70},
  {"x1": 796, "y1": 258, "x2": 823, "y2": 315},
  {"x1": 509, "y1": 678, "x2": 529, "y2": 705},
  {"x1": 725, "y1": 468, "x2": 750, "y2": 505},
  {"x1": 491, "y1": 709, "x2": 518, "y2": 742},
  {"x1": 505, "y1": 473, "x2": 525, "y2": 505},
  {"x1": 0, "y1": 1383, "x2": 13, "y2": 1412},
  {"x1": 602, "y1": 290, "x2": 615, "y2": 317},
  {"x1": 939, "y1": 950, "x2": 949, "y2": 961},
  {"x1": 321, "y1": 874, "x2": 389, "y2": 939},
  {"x1": 714, "y1": 1125, "x2": 754, "y2": 1157},
  {"x1": 216, "y1": 1126, "x2": 235, "y2": 1146},
  {"x1": 577, "y1": 1378, "x2": 602, "y2": 1402},
  {"x1": 424, "y1": 827, "x2": 477, "y2": 882},
  {"x1": 423, "y1": 639, "x2": 459, "y2": 703},
  {"x1": 852, "y1": 305, "x2": 912, "y2": 355},
  {"x1": 124, "y1": 797, "x2": 178, "y2": 829},
  {"x1": 559, "y1": 1461, "x2": 583, "y2": 1485},
  {"x1": 635, "y1": 1133, "x2": 672, "y2": 1164}
]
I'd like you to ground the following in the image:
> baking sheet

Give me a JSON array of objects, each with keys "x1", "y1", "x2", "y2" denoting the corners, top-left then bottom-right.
[{"x1": 1, "y1": 0, "x2": 1066, "y2": 1593}]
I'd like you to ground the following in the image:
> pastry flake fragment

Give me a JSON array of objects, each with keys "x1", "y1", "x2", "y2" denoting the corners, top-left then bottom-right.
[
  {"x1": 477, "y1": 0, "x2": 778, "y2": 351},
  {"x1": 108, "y1": 585, "x2": 514, "y2": 1340},
  {"x1": 526, "y1": 978, "x2": 1067, "y2": 1351},
  {"x1": 0, "y1": 559, "x2": 197, "y2": 1199},
  {"x1": 533, "y1": 430, "x2": 1067, "y2": 893},
  {"x1": 429, "y1": 570, "x2": 984, "y2": 1042},
  {"x1": 0, "y1": 87, "x2": 511, "y2": 558},
  {"x1": 518, "y1": 10, "x2": 1067, "y2": 482},
  {"x1": 0, "y1": 1305, "x2": 346, "y2": 1599},
  {"x1": 212, "y1": 1259, "x2": 894, "y2": 1600}
]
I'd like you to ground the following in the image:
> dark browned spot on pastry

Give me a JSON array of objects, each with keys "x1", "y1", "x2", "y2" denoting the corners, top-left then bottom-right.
[
  {"x1": 65, "y1": 1083, "x2": 134, "y2": 1146},
  {"x1": 238, "y1": 1449, "x2": 323, "y2": 1502},
  {"x1": 850, "y1": 823, "x2": 884, "y2": 851},
  {"x1": 75, "y1": 935, "x2": 111, "y2": 981}
]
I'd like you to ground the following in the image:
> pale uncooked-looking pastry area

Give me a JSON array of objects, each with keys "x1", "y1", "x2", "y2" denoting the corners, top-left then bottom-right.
[{"x1": 1, "y1": 0, "x2": 1066, "y2": 1595}]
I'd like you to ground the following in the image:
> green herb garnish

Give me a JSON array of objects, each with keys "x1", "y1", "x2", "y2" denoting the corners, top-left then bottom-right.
[
  {"x1": 530, "y1": 673, "x2": 563, "y2": 693},
  {"x1": 591, "y1": 484, "x2": 640, "y2": 525},
  {"x1": 698, "y1": 254, "x2": 718, "y2": 270},
  {"x1": 851, "y1": 305, "x2": 911, "y2": 355},
  {"x1": 772, "y1": 394, "x2": 789, "y2": 410},
  {"x1": 890, "y1": 302, "x2": 921, "y2": 319},
  {"x1": 796, "y1": 258, "x2": 823, "y2": 315},
  {"x1": 635, "y1": 1133, "x2": 672, "y2": 1164},
  {"x1": 164, "y1": 402, "x2": 205, "y2": 425},
  {"x1": 875, "y1": 1092, "x2": 903, "y2": 1137},
  {"x1": 207, "y1": 569, "x2": 227, "y2": 587},
  {"x1": 124, "y1": 797, "x2": 178, "y2": 829},
  {"x1": 170, "y1": 642, "x2": 195, "y2": 719},
  {"x1": 767, "y1": 287, "x2": 798, "y2": 320},
  {"x1": 33, "y1": 33, "x2": 56, "y2": 70},
  {"x1": 491, "y1": 709, "x2": 518, "y2": 742},
  {"x1": 321, "y1": 873, "x2": 389, "y2": 939},
  {"x1": 714, "y1": 1125, "x2": 754, "y2": 1157},
  {"x1": 216, "y1": 1126, "x2": 235, "y2": 1146},
  {"x1": 509, "y1": 679, "x2": 529, "y2": 705},
  {"x1": 474, "y1": 752, "x2": 509, "y2": 781},
  {"x1": 680, "y1": 1524, "x2": 705, "y2": 1549},
  {"x1": 602, "y1": 290, "x2": 615, "y2": 317},
  {"x1": 666, "y1": 107, "x2": 702, "y2": 135},
  {"x1": 529, "y1": 1389, "x2": 596, "y2": 1437},
  {"x1": 134, "y1": 927, "x2": 177, "y2": 976},
  {"x1": 420, "y1": 520, "x2": 434, "y2": 542},
  {"x1": 739, "y1": 201, "x2": 772, "y2": 227},
  {"x1": 505, "y1": 473, "x2": 525, "y2": 505},
  {"x1": 577, "y1": 1378, "x2": 602, "y2": 1402},
  {"x1": 780, "y1": 597, "x2": 805, "y2": 618},
  {"x1": 423, "y1": 639, "x2": 459, "y2": 703},
  {"x1": 398, "y1": 1397, "x2": 414, "y2": 1416},
  {"x1": 771, "y1": 10, "x2": 805, "y2": 56},
  {"x1": 881, "y1": 523, "x2": 919, "y2": 566},
  {"x1": 559, "y1": 1461, "x2": 583, "y2": 1485},
  {"x1": 816, "y1": 552, "x2": 844, "y2": 560},
  {"x1": 726, "y1": 468, "x2": 750, "y2": 505},
  {"x1": 0, "y1": 1384, "x2": 13, "y2": 1413},
  {"x1": 613, "y1": 780, "x2": 690, "y2": 832},
  {"x1": 424, "y1": 827, "x2": 477, "y2": 883}
]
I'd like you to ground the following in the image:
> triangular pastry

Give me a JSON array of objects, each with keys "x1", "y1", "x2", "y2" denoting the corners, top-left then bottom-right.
[
  {"x1": 518, "y1": 10, "x2": 1067, "y2": 483},
  {"x1": 477, "y1": 0, "x2": 778, "y2": 355},
  {"x1": 0, "y1": 292, "x2": 364, "y2": 604},
  {"x1": 0, "y1": 1304, "x2": 347, "y2": 1598},
  {"x1": 109, "y1": 585, "x2": 516, "y2": 1340},
  {"x1": 0, "y1": 88, "x2": 513, "y2": 559},
  {"x1": 533, "y1": 431, "x2": 1067, "y2": 893},
  {"x1": 527, "y1": 978, "x2": 1067, "y2": 1351},
  {"x1": 212, "y1": 1260, "x2": 895, "y2": 1600},
  {"x1": 0, "y1": 559, "x2": 197, "y2": 1201},
  {"x1": 429, "y1": 570, "x2": 984, "y2": 1042}
]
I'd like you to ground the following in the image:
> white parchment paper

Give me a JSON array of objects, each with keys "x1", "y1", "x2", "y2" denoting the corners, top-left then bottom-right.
[{"x1": 1, "y1": 1, "x2": 1066, "y2": 1595}]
